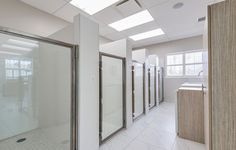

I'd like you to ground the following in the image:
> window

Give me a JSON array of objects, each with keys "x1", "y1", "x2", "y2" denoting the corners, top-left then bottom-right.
[
  {"x1": 166, "y1": 54, "x2": 183, "y2": 76},
  {"x1": 166, "y1": 50, "x2": 203, "y2": 77},
  {"x1": 185, "y1": 52, "x2": 203, "y2": 76},
  {"x1": 5, "y1": 59, "x2": 32, "y2": 79}
]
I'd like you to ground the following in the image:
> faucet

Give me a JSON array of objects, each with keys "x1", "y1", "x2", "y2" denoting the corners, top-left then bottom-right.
[{"x1": 198, "y1": 70, "x2": 203, "y2": 77}]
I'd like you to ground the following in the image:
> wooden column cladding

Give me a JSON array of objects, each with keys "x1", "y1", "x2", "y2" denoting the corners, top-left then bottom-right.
[{"x1": 208, "y1": 0, "x2": 236, "y2": 150}]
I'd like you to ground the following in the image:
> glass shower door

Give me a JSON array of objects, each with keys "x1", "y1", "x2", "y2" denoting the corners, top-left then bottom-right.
[
  {"x1": 100, "y1": 53, "x2": 125, "y2": 142},
  {"x1": 0, "y1": 31, "x2": 76, "y2": 150},
  {"x1": 149, "y1": 66, "x2": 156, "y2": 109},
  {"x1": 132, "y1": 62, "x2": 144, "y2": 119}
]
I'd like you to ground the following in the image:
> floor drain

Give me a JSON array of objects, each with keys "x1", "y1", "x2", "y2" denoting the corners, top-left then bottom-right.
[{"x1": 16, "y1": 138, "x2": 26, "y2": 143}]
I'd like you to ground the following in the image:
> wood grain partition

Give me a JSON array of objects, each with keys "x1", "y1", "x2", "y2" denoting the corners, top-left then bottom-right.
[{"x1": 208, "y1": 0, "x2": 236, "y2": 149}]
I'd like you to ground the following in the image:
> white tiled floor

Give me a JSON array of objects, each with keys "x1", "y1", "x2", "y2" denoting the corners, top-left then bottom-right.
[
  {"x1": 100, "y1": 102, "x2": 206, "y2": 150},
  {"x1": 0, "y1": 123, "x2": 70, "y2": 150}
]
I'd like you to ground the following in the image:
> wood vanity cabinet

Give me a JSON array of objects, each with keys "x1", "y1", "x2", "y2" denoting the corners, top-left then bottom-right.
[{"x1": 177, "y1": 88, "x2": 204, "y2": 143}]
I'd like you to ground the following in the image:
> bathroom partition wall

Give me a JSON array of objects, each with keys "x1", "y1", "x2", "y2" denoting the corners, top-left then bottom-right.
[
  {"x1": 132, "y1": 61, "x2": 145, "y2": 120},
  {"x1": 208, "y1": 1, "x2": 236, "y2": 149},
  {"x1": 99, "y1": 52, "x2": 126, "y2": 143},
  {"x1": 148, "y1": 65, "x2": 157, "y2": 109},
  {"x1": 0, "y1": 27, "x2": 77, "y2": 150}
]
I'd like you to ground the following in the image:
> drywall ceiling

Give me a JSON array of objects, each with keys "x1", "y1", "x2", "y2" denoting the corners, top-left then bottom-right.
[{"x1": 20, "y1": 0, "x2": 219, "y2": 48}]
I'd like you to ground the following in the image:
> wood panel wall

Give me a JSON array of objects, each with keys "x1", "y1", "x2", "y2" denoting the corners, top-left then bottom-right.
[{"x1": 208, "y1": 0, "x2": 236, "y2": 149}]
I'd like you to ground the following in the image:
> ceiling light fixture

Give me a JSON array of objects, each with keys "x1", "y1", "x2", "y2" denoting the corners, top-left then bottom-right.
[
  {"x1": 109, "y1": 10, "x2": 154, "y2": 31},
  {"x1": 129, "y1": 28, "x2": 165, "y2": 41},
  {"x1": 0, "y1": 51, "x2": 22, "y2": 56},
  {"x1": 8, "y1": 39, "x2": 39, "y2": 48},
  {"x1": 70, "y1": 0, "x2": 120, "y2": 15},
  {"x1": 173, "y1": 2, "x2": 184, "y2": 9},
  {"x1": 2, "y1": 44, "x2": 32, "y2": 51}
]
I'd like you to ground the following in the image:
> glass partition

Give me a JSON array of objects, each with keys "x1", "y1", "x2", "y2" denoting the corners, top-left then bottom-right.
[
  {"x1": 100, "y1": 53, "x2": 125, "y2": 142},
  {"x1": 0, "y1": 32, "x2": 75, "y2": 150},
  {"x1": 149, "y1": 66, "x2": 156, "y2": 109},
  {"x1": 132, "y1": 62, "x2": 144, "y2": 119}
]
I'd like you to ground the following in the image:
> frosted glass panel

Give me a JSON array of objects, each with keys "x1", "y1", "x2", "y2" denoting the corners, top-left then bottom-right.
[
  {"x1": 101, "y1": 55, "x2": 123, "y2": 140},
  {"x1": 133, "y1": 63, "x2": 144, "y2": 119},
  {"x1": 149, "y1": 66, "x2": 156, "y2": 108},
  {"x1": 0, "y1": 33, "x2": 71, "y2": 150}
]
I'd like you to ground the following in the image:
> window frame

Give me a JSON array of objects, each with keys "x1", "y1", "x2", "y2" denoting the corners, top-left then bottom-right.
[
  {"x1": 5, "y1": 58, "x2": 33, "y2": 80},
  {"x1": 165, "y1": 50, "x2": 204, "y2": 78}
]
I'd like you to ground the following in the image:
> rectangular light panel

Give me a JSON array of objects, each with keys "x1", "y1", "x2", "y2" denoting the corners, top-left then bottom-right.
[
  {"x1": 2, "y1": 44, "x2": 32, "y2": 51},
  {"x1": 0, "y1": 51, "x2": 22, "y2": 56},
  {"x1": 129, "y1": 28, "x2": 165, "y2": 41},
  {"x1": 109, "y1": 10, "x2": 154, "y2": 31},
  {"x1": 70, "y1": 0, "x2": 120, "y2": 15},
  {"x1": 8, "y1": 39, "x2": 39, "y2": 48}
]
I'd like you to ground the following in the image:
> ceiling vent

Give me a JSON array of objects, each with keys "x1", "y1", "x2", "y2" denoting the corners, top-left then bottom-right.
[
  {"x1": 198, "y1": 16, "x2": 206, "y2": 23},
  {"x1": 116, "y1": 0, "x2": 142, "y2": 17}
]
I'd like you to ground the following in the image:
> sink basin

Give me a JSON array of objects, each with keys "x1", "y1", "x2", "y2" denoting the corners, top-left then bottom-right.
[{"x1": 181, "y1": 83, "x2": 203, "y2": 88}]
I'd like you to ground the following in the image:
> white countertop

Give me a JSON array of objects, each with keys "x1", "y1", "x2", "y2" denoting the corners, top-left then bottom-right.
[
  {"x1": 178, "y1": 87, "x2": 203, "y2": 91},
  {"x1": 181, "y1": 83, "x2": 203, "y2": 88}
]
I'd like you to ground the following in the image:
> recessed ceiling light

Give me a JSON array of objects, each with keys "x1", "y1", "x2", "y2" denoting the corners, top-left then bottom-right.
[
  {"x1": 2, "y1": 44, "x2": 32, "y2": 51},
  {"x1": 0, "y1": 51, "x2": 22, "y2": 56},
  {"x1": 109, "y1": 10, "x2": 154, "y2": 31},
  {"x1": 70, "y1": 0, "x2": 120, "y2": 15},
  {"x1": 173, "y1": 2, "x2": 184, "y2": 9},
  {"x1": 129, "y1": 28, "x2": 165, "y2": 41},
  {"x1": 8, "y1": 39, "x2": 39, "y2": 48}
]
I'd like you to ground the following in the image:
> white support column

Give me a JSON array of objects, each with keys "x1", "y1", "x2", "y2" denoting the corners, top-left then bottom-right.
[
  {"x1": 74, "y1": 15, "x2": 99, "y2": 150},
  {"x1": 125, "y1": 39, "x2": 133, "y2": 128}
]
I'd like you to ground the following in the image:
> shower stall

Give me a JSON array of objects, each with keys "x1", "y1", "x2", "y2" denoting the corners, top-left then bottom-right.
[
  {"x1": 148, "y1": 65, "x2": 157, "y2": 110},
  {"x1": 157, "y1": 67, "x2": 164, "y2": 104},
  {"x1": 99, "y1": 52, "x2": 126, "y2": 143},
  {"x1": 132, "y1": 61, "x2": 145, "y2": 120},
  {"x1": 0, "y1": 27, "x2": 78, "y2": 150}
]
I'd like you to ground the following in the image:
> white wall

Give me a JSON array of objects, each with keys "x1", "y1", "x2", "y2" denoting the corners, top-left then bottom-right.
[
  {"x1": 142, "y1": 36, "x2": 203, "y2": 102},
  {"x1": 132, "y1": 49, "x2": 147, "y2": 63},
  {"x1": 0, "y1": 0, "x2": 109, "y2": 46},
  {"x1": 99, "y1": 36, "x2": 112, "y2": 45},
  {"x1": 100, "y1": 39, "x2": 127, "y2": 57},
  {"x1": 0, "y1": 0, "x2": 68, "y2": 37}
]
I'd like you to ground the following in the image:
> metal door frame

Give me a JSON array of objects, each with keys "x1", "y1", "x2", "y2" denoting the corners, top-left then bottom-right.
[
  {"x1": 158, "y1": 67, "x2": 164, "y2": 104},
  {"x1": 99, "y1": 52, "x2": 126, "y2": 144},
  {"x1": 132, "y1": 61, "x2": 145, "y2": 120},
  {"x1": 0, "y1": 26, "x2": 79, "y2": 150},
  {"x1": 148, "y1": 65, "x2": 157, "y2": 110}
]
